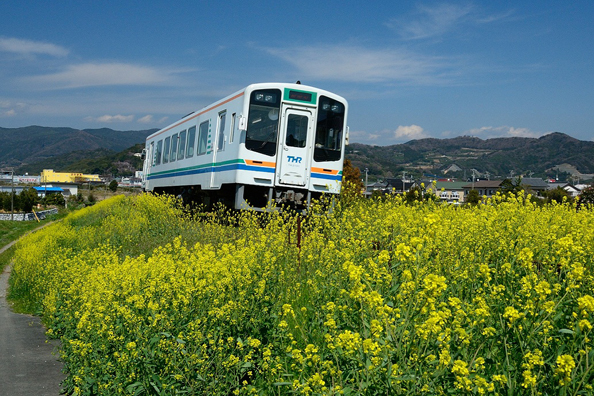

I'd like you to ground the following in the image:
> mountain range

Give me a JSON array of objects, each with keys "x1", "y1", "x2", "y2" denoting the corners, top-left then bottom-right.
[
  {"x1": 1, "y1": 126, "x2": 593, "y2": 182},
  {"x1": 347, "y1": 132, "x2": 594, "y2": 181}
]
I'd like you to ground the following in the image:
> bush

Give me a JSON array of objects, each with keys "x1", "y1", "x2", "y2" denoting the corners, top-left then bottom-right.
[
  {"x1": 8, "y1": 195, "x2": 594, "y2": 395},
  {"x1": 109, "y1": 180, "x2": 118, "y2": 192}
]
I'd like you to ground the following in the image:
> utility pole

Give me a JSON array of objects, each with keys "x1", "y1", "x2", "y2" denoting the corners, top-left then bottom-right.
[
  {"x1": 364, "y1": 168, "x2": 369, "y2": 193},
  {"x1": 11, "y1": 169, "x2": 14, "y2": 221}
]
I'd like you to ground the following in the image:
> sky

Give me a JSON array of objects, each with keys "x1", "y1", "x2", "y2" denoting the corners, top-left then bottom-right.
[{"x1": 1, "y1": 1, "x2": 593, "y2": 145}]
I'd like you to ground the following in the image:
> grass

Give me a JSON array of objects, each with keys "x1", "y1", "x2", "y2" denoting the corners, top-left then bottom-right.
[{"x1": 0, "y1": 209, "x2": 69, "y2": 273}]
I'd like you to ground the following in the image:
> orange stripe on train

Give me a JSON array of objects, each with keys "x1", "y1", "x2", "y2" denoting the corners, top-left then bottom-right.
[
  {"x1": 311, "y1": 167, "x2": 339, "y2": 175},
  {"x1": 245, "y1": 160, "x2": 276, "y2": 168}
]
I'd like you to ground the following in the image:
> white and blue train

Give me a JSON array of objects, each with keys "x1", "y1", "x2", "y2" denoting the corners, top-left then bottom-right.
[{"x1": 142, "y1": 82, "x2": 349, "y2": 210}]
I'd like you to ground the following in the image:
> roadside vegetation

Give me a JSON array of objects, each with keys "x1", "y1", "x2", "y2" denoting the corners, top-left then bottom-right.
[
  {"x1": 6, "y1": 191, "x2": 594, "y2": 395},
  {"x1": 0, "y1": 210, "x2": 68, "y2": 273}
]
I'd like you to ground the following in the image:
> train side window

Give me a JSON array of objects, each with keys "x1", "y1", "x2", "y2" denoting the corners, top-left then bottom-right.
[
  {"x1": 229, "y1": 113, "x2": 236, "y2": 144},
  {"x1": 155, "y1": 140, "x2": 162, "y2": 165},
  {"x1": 170, "y1": 133, "x2": 178, "y2": 162},
  {"x1": 217, "y1": 111, "x2": 226, "y2": 151},
  {"x1": 186, "y1": 126, "x2": 196, "y2": 158},
  {"x1": 198, "y1": 120, "x2": 209, "y2": 155},
  {"x1": 178, "y1": 129, "x2": 187, "y2": 160},
  {"x1": 163, "y1": 137, "x2": 171, "y2": 163}
]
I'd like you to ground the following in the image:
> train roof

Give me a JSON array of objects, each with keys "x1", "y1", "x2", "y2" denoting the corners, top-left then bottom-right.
[{"x1": 146, "y1": 82, "x2": 347, "y2": 141}]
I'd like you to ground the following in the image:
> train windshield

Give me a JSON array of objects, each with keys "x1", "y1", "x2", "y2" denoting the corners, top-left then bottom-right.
[
  {"x1": 314, "y1": 96, "x2": 345, "y2": 162},
  {"x1": 246, "y1": 89, "x2": 281, "y2": 156}
]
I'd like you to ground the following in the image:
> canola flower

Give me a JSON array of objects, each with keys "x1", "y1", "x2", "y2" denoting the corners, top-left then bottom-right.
[{"x1": 7, "y1": 192, "x2": 594, "y2": 395}]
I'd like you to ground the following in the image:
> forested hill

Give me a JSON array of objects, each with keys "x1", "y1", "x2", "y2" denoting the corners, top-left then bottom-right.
[
  {"x1": 347, "y1": 132, "x2": 594, "y2": 180},
  {"x1": 0, "y1": 125, "x2": 156, "y2": 168},
  {"x1": 2, "y1": 126, "x2": 592, "y2": 181}
]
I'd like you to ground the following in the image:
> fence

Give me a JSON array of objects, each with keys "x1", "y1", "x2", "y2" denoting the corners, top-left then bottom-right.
[{"x1": 0, "y1": 208, "x2": 59, "y2": 221}]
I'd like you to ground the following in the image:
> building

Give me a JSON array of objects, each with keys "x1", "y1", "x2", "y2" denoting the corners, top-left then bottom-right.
[
  {"x1": 426, "y1": 181, "x2": 467, "y2": 203},
  {"x1": 462, "y1": 180, "x2": 504, "y2": 199},
  {"x1": 41, "y1": 169, "x2": 101, "y2": 184},
  {"x1": 34, "y1": 186, "x2": 64, "y2": 198},
  {"x1": 385, "y1": 178, "x2": 416, "y2": 194},
  {"x1": 548, "y1": 182, "x2": 582, "y2": 198},
  {"x1": 521, "y1": 178, "x2": 550, "y2": 196}
]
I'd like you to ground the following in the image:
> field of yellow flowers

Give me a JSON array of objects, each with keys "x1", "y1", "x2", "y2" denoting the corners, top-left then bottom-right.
[{"x1": 8, "y1": 193, "x2": 594, "y2": 395}]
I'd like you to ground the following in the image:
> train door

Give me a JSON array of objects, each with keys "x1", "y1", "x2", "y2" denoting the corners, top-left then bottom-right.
[
  {"x1": 210, "y1": 111, "x2": 226, "y2": 188},
  {"x1": 275, "y1": 106, "x2": 314, "y2": 187},
  {"x1": 142, "y1": 142, "x2": 153, "y2": 189}
]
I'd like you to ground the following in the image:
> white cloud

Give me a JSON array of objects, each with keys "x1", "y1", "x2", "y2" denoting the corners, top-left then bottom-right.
[
  {"x1": 394, "y1": 124, "x2": 427, "y2": 140},
  {"x1": 388, "y1": 3, "x2": 475, "y2": 40},
  {"x1": 465, "y1": 126, "x2": 544, "y2": 138},
  {"x1": 25, "y1": 62, "x2": 173, "y2": 89},
  {"x1": 348, "y1": 129, "x2": 382, "y2": 143},
  {"x1": 0, "y1": 100, "x2": 28, "y2": 117},
  {"x1": 265, "y1": 45, "x2": 454, "y2": 84},
  {"x1": 350, "y1": 125, "x2": 428, "y2": 145},
  {"x1": 138, "y1": 115, "x2": 169, "y2": 125},
  {"x1": 85, "y1": 114, "x2": 135, "y2": 123},
  {"x1": 386, "y1": 4, "x2": 515, "y2": 41},
  {"x1": 138, "y1": 115, "x2": 154, "y2": 124},
  {"x1": 0, "y1": 37, "x2": 69, "y2": 56}
]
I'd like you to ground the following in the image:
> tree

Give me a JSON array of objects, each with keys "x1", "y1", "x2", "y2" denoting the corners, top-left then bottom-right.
[
  {"x1": 109, "y1": 180, "x2": 118, "y2": 192},
  {"x1": 578, "y1": 185, "x2": 594, "y2": 208},
  {"x1": 542, "y1": 186, "x2": 571, "y2": 204},
  {"x1": 341, "y1": 159, "x2": 364, "y2": 201},
  {"x1": 19, "y1": 187, "x2": 39, "y2": 212},
  {"x1": 500, "y1": 177, "x2": 524, "y2": 196},
  {"x1": 466, "y1": 189, "x2": 480, "y2": 206}
]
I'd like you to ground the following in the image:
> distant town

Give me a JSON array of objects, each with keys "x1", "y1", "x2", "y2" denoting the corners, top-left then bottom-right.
[{"x1": 0, "y1": 169, "x2": 143, "y2": 199}]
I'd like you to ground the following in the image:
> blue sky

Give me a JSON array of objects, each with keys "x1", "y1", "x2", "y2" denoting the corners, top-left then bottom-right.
[{"x1": 1, "y1": 1, "x2": 593, "y2": 145}]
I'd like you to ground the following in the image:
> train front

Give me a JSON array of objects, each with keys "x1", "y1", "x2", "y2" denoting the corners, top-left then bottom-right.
[{"x1": 238, "y1": 83, "x2": 348, "y2": 209}]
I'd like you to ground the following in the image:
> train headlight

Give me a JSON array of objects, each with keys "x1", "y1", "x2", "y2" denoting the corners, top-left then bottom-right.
[
  {"x1": 331, "y1": 104, "x2": 342, "y2": 112},
  {"x1": 322, "y1": 103, "x2": 330, "y2": 111},
  {"x1": 255, "y1": 93, "x2": 276, "y2": 103}
]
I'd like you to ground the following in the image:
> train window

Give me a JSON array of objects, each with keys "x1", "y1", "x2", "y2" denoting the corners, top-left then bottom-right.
[
  {"x1": 314, "y1": 96, "x2": 344, "y2": 162},
  {"x1": 170, "y1": 133, "x2": 178, "y2": 162},
  {"x1": 186, "y1": 126, "x2": 196, "y2": 158},
  {"x1": 178, "y1": 129, "x2": 186, "y2": 160},
  {"x1": 229, "y1": 113, "x2": 236, "y2": 144},
  {"x1": 163, "y1": 137, "x2": 171, "y2": 163},
  {"x1": 246, "y1": 89, "x2": 281, "y2": 156},
  {"x1": 285, "y1": 114, "x2": 308, "y2": 148},
  {"x1": 217, "y1": 111, "x2": 226, "y2": 151},
  {"x1": 155, "y1": 140, "x2": 162, "y2": 165},
  {"x1": 198, "y1": 120, "x2": 209, "y2": 155}
]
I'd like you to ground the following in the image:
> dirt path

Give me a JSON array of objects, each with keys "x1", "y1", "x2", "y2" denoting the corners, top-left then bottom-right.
[{"x1": 0, "y1": 226, "x2": 65, "y2": 396}]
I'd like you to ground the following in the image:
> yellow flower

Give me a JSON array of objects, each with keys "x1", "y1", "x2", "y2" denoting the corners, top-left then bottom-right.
[{"x1": 555, "y1": 354, "x2": 576, "y2": 386}]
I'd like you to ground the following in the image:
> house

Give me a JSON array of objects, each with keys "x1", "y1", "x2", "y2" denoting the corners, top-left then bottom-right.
[
  {"x1": 385, "y1": 178, "x2": 416, "y2": 194},
  {"x1": 34, "y1": 186, "x2": 64, "y2": 198},
  {"x1": 520, "y1": 178, "x2": 550, "y2": 196},
  {"x1": 365, "y1": 181, "x2": 388, "y2": 197},
  {"x1": 462, "y1": 180, "x2": 504, "y2": 199},
  {"x1": 548, "y1": 182, "x2": 581, "y2": 198},
  {"x1": 425, "y1": 181, "x2": 467, "y2": 203}
]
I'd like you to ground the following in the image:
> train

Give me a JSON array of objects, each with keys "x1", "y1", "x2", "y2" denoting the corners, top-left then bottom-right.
[{"x1": 142, "y1": 82, "x2": 349, "y2": 210}]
